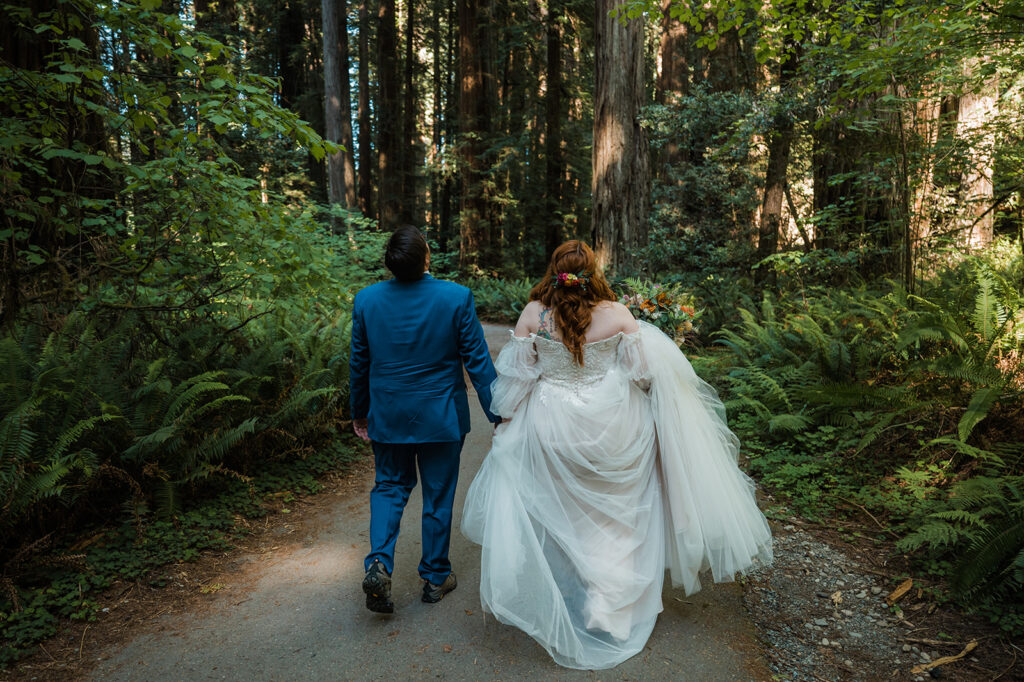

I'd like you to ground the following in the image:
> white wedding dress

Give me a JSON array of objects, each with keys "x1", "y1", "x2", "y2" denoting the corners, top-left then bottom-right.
[{"x1": 461, "y1": 321, "x2": 773, "y2": 670}]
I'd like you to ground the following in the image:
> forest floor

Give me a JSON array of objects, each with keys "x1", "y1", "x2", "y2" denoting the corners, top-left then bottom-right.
[{"x1": 3, "y1": 325, "x2": 1018, "y2": 682}]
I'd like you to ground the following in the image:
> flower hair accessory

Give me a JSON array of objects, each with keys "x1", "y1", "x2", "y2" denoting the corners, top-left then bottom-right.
[{"x1": 553, "y1": 271, "x2": 589, "y2": 290}]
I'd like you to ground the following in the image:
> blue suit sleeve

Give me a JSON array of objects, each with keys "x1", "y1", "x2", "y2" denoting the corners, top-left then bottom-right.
[
  {"x1": 349, "y1": 294, "x2": 370, "y2": 420},
  {"x1": 458, "y1": 289, "x2": 502, "y2": 424}
]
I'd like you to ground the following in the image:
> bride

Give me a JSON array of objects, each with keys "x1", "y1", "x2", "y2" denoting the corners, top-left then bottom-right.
[{"x1": 461, "y1": 240, "x2": 773, "y2": 670}]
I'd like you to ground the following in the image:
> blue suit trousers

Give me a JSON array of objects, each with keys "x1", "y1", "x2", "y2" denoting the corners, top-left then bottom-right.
[{"x1": 364, "y1": 438, "x2": 465, "y2": 585}]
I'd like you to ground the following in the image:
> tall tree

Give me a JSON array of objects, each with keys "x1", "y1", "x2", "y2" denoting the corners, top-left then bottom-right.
[
  {"x1": 323, "y1": 0, "x2": 356, "y2": 224},
  {"x1": 457, "y1": 0, "x2": 490, "y2": 270},
  {"x1": 592, "y1": 1, "x2": 649, "y2": 272},
  {"x1": 377, "y1": 0, "x2": 401, "y2": 229},
  {"x1": 400, "y1": 0, "x2": 419, "y2": 223},
  {"x1": 543, "y1": 0, "x2": 564, "y2": 259},
  {"x1": 654, "y1": 0, "x2": 688, "y2": 177},
  {"x1": 357, "y1": 0, "x2": 374, "y2": 217},
  {"x1": 755, "y1": 47, "x2": 798, "y2": 279},
  {"x1": 339, "y1": 0, "x2": 357, "y2": 207},
  {"x1": 956, "y1": 64, "x2": 997, "y2": 249}
]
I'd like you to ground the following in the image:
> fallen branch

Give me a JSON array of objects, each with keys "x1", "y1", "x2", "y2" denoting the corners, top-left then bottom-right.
[
  {"x1": 834, "y1": 496, "x2": 900, "y2": 539},
  {"x1": 910, "y1": 640, "x2": 977, "y2": 675}
]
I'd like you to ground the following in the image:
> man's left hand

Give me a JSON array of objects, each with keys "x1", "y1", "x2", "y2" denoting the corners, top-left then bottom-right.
[{"x1": 353, "y1": 418, "x2": 370, "y2": 442}]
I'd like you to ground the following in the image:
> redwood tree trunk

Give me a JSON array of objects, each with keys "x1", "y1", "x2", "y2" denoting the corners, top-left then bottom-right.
[
  {"x1": 543, "y1": 0, "x2": 563, "y2": 258},
  {"x1": 956, "y1": 64, "x2": 997, "y2": 249},
  {"x1": 377, "y1": 0, "x2": 401, "y2": 230},
  {"x1": 323, "y1": 0, "x2": 346, "y2": 226},
  {"x1": 756, "y1": 50, "x2": 797, "y2": 280},
  {"x1": 339, "y1": 0, "x2": 357, "y2": 208},
  {"x1": 400, "y1": 0, "x2": 418, "y2": 223},
  {"x1": 457, "y1": 0, "x2": 489, "y2": 270},
  {"x1": 357, "y1": 0, "x2": 374, "y2": 217},
  {"x1": 654, "y1": 0, "x2": 688, "y2": 177},
  {"x1": 591, "y1": 0, "x2": 649, "y2": 273}
]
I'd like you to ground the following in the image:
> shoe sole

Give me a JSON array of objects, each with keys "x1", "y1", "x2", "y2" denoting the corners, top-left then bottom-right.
[{"x1": 363, "y1": 571, "x2": 394, "y2": 614}]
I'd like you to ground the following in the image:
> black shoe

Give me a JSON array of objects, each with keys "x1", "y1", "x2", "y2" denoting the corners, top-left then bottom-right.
[
  {"x1": 362, "y1": 560, "x2": 393, "y2": 614},
  {"x1": 422, "y1": 572, "x2": 457, "y2": 603}
]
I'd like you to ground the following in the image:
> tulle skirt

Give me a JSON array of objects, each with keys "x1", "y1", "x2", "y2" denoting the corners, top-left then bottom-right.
[{"x1": 461, "y1": 323, "x2": 772, "y2": 670}]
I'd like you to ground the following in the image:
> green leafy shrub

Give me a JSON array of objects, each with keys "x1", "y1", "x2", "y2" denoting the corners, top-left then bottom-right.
[
  {"x1": 0, "y1": 0, "x2": 386, "y2": 663},
  {"x1": 468, "y1": 277, "x2": 535, "y2": 322}
]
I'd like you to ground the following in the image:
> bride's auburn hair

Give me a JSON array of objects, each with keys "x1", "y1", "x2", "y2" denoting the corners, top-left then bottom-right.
[{"x1": 529, "y1": 240, "x2": 617, "y2": 365}]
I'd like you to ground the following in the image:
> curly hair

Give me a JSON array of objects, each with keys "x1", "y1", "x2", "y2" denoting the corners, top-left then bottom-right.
[{"x1": 529, "y1": 240, "x2": 617, "y2": 365}]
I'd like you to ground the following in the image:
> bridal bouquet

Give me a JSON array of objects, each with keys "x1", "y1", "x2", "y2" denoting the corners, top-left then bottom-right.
[{"x1": 617, "y1": 278, "x2": 701, "y2": 346}]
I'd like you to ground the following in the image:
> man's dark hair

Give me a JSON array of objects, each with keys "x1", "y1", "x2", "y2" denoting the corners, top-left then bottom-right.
[{"x1": 384, "y1": 225, "x2": 429, "y2": 281}]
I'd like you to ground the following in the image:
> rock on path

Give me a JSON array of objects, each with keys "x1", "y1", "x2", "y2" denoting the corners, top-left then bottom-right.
[{"x1": 88, "y1": 324, "x2": 770, "y2": 681}]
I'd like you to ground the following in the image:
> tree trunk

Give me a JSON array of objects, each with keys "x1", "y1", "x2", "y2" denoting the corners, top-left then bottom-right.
[
  {"x1": 655, "y1": 0, "x2": 687, "y2": 105},
  {"x1": 339, "y1": 0, "x2": 357, "y2": 208},
  {"x1": 400, "y1": 0, "x2": 418, "y2": 223},
  {"x1": 457, "y1": 0, "x2": 489, "y2": 271},
  {"x1": 428, "y1": 0, "x2": 443, "y2": 234},
  {"x1": 956, "y1": 63, "x2": 997, "y2": 249},
  {"x1": 377, "y1": 0, "x2": 401, "y2": 230},
  {"x1": 755, "y1": 50, "x2": 797, "y2": 281},
  {"x1": 357, "y1": 0, "x2": 374, "y2": 218},
  {"x1": 323, "y1": 0, "x2": 345, "y2": 227},
  {"x1": 544, "y1": 0, "x2": 563, "y2": 258},
  {"x1": 439, "y1": 0, "x2": 457, "y2": 253},
  {"x1": 653, "y1": 0, "x2": 688, "y2": 180},
  {"x1": 278, "y1": 0, "x2": 304, "y2": 111},
  {"x1": 591, "y1": 0, "x2": 649, "y2": 273}
]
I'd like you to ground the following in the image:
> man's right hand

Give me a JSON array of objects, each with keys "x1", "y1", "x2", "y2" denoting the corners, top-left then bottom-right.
[{"x1": 353, "y1": 418, "x2": 370, "y2": 442}]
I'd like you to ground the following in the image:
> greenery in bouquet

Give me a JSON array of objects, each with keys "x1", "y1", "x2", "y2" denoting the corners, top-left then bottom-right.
[{"x1": 616, "y1": 278, "x2": 701, "y2": 345}]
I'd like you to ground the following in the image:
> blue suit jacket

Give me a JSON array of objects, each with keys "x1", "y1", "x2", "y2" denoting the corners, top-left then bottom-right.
[{"x1": 349, "y1": 274, "x2": 501, "y2": 443}]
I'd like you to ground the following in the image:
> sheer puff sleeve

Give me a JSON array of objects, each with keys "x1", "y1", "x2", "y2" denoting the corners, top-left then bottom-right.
[
  {"x1": 616, "y1": 329, "x2": 651, "y2": 390},
  {"x1": 489, "y1": 332, "x2": 541, "y2": 418}
]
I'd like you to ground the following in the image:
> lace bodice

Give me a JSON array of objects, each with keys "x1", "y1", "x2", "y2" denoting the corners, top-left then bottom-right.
[
  {"x1": 534, "y1": 333, "x2": 622, "y2": 389},
  {"x1": 488, "y1": 330, "x2": 649, "y2": 417}
]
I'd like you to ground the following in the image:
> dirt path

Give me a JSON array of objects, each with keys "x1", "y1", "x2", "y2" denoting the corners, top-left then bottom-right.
[{"x1": 84, "y1": 324, "x2": 770, "y2": 681}]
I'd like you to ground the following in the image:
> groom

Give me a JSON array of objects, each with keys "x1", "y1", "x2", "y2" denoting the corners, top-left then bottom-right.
[{"x1": 349, "y1": 225, "x2": 501, "y2": 614}]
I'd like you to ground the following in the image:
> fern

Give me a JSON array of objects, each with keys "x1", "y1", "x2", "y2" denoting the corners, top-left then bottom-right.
[
  {"x1": 952, "y1": 512, "x2": 1024, "y2": 598},
  {"x1": 958, "y1": 385, "x2": 1004, "y2": 442}
]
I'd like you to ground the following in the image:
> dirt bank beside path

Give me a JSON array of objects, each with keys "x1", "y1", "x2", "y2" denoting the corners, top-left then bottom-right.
[{"x1": 46, "y1": 323, "x2": 764, "y2": 681}]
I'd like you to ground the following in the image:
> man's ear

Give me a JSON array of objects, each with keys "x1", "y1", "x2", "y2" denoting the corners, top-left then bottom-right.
[{"x1": 425, "y1": 249, "x2": 431, "y2": 273}]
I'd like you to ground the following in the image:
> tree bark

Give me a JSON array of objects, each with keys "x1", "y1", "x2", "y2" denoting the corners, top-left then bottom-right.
[
  {"x1": 755, "y1": 50, "x2": 797, "y2": 281},
  {"x1": 323, "y1": 0, "x2": 346, "y2": 227},
  {"x1": 400, "y1": 0, "x2": 419, "y2": 223},
  {"x1": 544, "y1": 0, "x2": 563, "y2": 258},
  {"x1": 357, "y1": 0, "x2": 374, "y2": 217},
  {"x1": 655, "y1": 0, "x2": 687, "y2": 105},
  {"x1": 377, "y1": 0, "x2": 401, "y2": 230},
  {"x1": 956, "y1": 62, "x2": 997, "y2": 249},
  {"x1": 278, "y1": 0, "x2": 304, "y2": 111},
  {"x1": 591, "y1": 0, "x2": 649, "y2": 273},
  {"x1": 457, "y1": 0, "x2": 490, "y2": 271},
  {"x1": 428, "y1": 0, "x2": 443, "y2": 234},
  {"x1": 654, "y1": 0, "x2": 688, "y2": 179},
  {"x1": 339, "y1": 0, "x2": 357, "y2": 208}
]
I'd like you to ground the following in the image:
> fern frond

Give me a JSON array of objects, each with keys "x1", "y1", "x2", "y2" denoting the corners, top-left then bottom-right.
[
  {"x1": 767, "y1": 413, "x2": 812, "y2": 434},
  {"x1": 952, "y1": 512, "x2": 1024, "y2": 598},
  {"x1": 958, "y1": 385, "x2": 1004, "y2": 442}
]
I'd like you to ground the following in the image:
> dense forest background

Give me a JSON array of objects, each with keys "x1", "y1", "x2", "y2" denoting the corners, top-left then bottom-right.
[{"x1": 2, "y1": 0, "x2": 1023, "y2": 665}]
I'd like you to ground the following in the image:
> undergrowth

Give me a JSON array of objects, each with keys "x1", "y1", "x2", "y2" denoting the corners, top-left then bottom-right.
[
  {"x1": 700, "y1": 252, "x2": 1024, "y2": 634},
  {"x1": 0, "y1": 438, "x2": 361, "y2": 666}
]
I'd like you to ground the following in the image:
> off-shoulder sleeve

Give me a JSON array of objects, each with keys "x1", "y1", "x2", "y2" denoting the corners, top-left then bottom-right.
[
  {"x1": 617, "y1": 330, "x2": 651, "y2": 390},
  {"x1": 490, "y1": 333, "x2": 541, "y2": 418}
]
